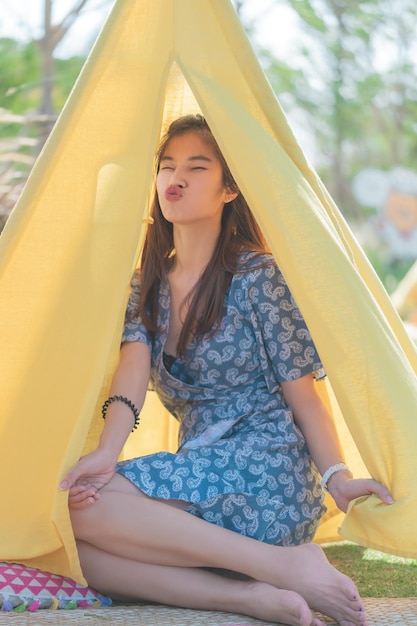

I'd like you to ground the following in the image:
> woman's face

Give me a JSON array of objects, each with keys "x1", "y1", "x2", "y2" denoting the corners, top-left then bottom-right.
[{"x1": 156, "y1": 132, "x2": 233, "y2": 229}]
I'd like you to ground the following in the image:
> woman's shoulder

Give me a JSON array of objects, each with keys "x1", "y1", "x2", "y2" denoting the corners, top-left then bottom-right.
[
  {"x1": 237, "y1": 251, "x2": 275, "y2": 269},
  {"x1": 235, "y1": 251, "x2": 280, "y2": 279},
  {"x1": 232, "y1": 252, "x2": 286, "y2": 300},
  {"x1": 125, "y1": 268, "x2": 142, "y2": 317},
  {"x1": 129, "y1": 268, "x2": 142, "y2": 296}
]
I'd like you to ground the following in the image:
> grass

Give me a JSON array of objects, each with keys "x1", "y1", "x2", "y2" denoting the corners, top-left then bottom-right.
[{"x1": 323, "y1": 542, "x2": 417, "y2": 597}]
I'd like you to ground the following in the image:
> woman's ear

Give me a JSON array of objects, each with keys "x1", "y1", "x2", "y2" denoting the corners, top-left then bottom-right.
[{"x1": 224, "y1": 190, "x2": 239, "y2": 203}]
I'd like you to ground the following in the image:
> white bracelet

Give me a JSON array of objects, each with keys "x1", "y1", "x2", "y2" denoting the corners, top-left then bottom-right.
[{"x1": 320, "y1": 463, "x2": 351, "y2": 492}]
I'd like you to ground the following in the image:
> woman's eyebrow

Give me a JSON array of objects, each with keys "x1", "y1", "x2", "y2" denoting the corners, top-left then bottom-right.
[
  {"x1": 160, "y1": 155, "x2": 213, "y2": 163},
  {"x1": 188, "y1": 155, "x2": 213, "y2": 162}
]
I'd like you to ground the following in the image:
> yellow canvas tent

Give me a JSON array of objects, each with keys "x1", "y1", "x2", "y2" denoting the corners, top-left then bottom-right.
[
  {"x1": 1, "y1": 0, "x2": 417, "y2": 585},
  {"x1": 392, "y1": 260, "x2": 417, "y2": 330}
]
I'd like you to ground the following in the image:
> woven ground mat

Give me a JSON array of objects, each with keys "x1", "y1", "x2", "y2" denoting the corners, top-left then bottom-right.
[{"x1": 0, "y1": 598, "x2": 416, "y2": 625}]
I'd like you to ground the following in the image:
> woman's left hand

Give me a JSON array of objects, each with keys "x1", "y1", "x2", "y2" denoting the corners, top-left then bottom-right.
[{"x1": 327, "y1": 472, "x2": 394, "y2": 513}]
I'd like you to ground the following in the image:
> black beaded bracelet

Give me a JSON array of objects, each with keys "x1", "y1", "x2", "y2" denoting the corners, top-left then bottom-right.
[{"x1": 101, "y1": 395, "x2": 140, "y2": 432}]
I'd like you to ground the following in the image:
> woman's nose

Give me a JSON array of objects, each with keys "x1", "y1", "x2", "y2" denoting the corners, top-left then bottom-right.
[{"x1": 169, "y1": 168, "x2": 187, "y2": 188}]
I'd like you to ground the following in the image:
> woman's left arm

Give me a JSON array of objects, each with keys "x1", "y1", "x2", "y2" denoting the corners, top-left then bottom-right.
[{"x1": 281, "y1": 374, "x2": 394, "y2": 512}]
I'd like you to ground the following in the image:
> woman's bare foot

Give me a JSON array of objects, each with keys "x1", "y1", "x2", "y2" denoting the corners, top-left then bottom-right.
[
  {"x1": 276, "y1": 543, "x2": 367, "y2": 626},
  {"x1": 241, "y1": 581, "x2": 326, "y2": 626}
]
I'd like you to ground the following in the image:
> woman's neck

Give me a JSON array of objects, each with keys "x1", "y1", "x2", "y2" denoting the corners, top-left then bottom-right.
[
  {"x1": 171, "y1": 223, "x2": 220, "y2": 280},
  {"x1": 165, "y1": 224, "x2": 220, "y2": 357}
]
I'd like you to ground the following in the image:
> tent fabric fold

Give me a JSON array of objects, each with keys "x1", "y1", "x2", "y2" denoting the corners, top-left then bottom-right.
[{"x1": 1, "y1": 0, "x2": 417, "y2": 584}]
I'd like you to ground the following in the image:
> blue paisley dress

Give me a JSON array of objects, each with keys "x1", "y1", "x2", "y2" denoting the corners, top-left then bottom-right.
[{"x1": 116, "y1": 252, "x2": 326, "y2": 546}]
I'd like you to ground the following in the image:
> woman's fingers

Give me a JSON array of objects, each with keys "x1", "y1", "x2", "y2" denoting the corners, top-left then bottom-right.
[
  {"x1": 368, "y1": 479, "x2": 395, "y2": 504},
  {"x1": 68, "y1": 484, "x2": 100, "y2": 509},
  {"x1": 59, "y1": 466, "x2": 85, "y2": 491},
  {"x1": 330, "y1": 476, "x2": 394, "y2": 513},
  {"x1": 68, "y1": 495, "x2": 99, "y2": 510}
]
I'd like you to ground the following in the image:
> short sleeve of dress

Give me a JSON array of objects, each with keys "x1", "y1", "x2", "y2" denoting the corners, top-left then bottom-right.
[
  {"x1": 121, "y1": 270, "x2": 152, "y2": 347},
  {"x1": 242, "y1": 256, "x2": 325, "y2": 383}
]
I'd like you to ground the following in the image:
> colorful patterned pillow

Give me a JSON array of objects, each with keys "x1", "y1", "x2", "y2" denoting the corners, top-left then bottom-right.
[{"x1": 0, "y1": 562, "x2": 112, "y2": 612}]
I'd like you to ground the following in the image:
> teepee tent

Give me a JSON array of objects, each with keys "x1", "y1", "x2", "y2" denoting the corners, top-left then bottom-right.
[
  {"x1": 392, "y1": 260, "x2": 417, "y2": 330},
  {"x1": 1, "y1": 0, "x2": 417, "y2": 584}
]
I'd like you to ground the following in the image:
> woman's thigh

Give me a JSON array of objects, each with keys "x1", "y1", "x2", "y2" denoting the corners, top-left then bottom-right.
[{"x1": 103, "y1": 473, "x2": 190, "y2": 510}]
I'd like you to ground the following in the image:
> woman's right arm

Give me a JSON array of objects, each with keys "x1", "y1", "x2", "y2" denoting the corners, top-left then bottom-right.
[
  {"x1": 59, "y1": 341, "x2": 151, "y2": 506},
  {"x1": 98, "y1": 341, "x2": 151, "y2": 460}
]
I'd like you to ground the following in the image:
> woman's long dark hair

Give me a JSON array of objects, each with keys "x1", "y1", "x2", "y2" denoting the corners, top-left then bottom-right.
[{"x1": 139, "y1": 114, "x2": 269, "y2": 356}]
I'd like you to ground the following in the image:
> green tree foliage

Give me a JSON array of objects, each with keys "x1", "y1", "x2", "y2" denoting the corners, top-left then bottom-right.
[
  {"x1": 0, "y1": 0, "x2": 109, "y2": 227},
  {"x1": 0, "y1": 37, "x2": 83, "y2": 119},
  {"x1": 0, "y1": 39, "x2": 84, "y2": 228},
  {"x1": 373, "y1": 1, "x2": 417, "y2": 169},
  {"x1": 53, "y1": 56, "x2": 85, "y2": 110},
  {"x1": 259, "y1": 0, "x2": 417, "y2": 220},
  {"x1": 0, "y1": 38, "x2": 40, "y2": 112}
]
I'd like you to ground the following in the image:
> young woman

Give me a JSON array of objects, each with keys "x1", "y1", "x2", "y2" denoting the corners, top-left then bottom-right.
[{"x1": 61, "y1": 114, "x2": 393, "y2": 626}]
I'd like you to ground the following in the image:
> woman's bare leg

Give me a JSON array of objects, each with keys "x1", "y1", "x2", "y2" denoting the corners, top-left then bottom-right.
[
  {"x1": 70, "y1": 475, "x2": 367, "y2": 626},
  {"x1": 77, "y1": 541, "x2": 325, "y2": 626}
]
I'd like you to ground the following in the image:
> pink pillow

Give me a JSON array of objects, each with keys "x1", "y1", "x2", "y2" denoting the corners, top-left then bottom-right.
[{"x1": 0, "y1": 561, "x2": 111, "y2": 612}]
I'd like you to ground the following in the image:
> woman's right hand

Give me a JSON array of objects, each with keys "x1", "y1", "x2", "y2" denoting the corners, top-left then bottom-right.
[{"x1": 59, "y1": 448, "x2": 117, "y2": 510}]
